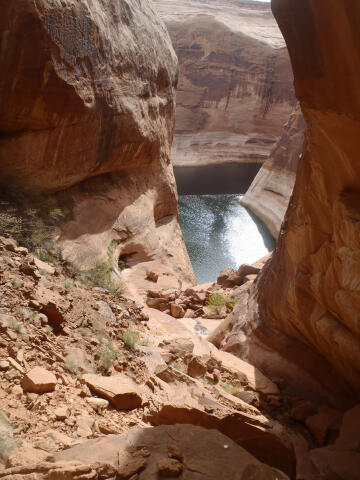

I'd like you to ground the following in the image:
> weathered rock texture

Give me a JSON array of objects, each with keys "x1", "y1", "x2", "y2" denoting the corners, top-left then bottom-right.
[
  {"x1": 153, "y1": 0, "x2": 297, "y2": 166},
  {"x1": 241, "y1": 105, "x2": 305, "y2": 238},
  {"x1": 0, "y1": 0, "x2": 195, "y2": 286},
  {"x1": 213, "y1": 0, "x2": 360, "y2": 406}
]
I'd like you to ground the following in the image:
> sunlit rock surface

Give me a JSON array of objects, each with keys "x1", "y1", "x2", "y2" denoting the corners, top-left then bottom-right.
[
  {"x1": 153, "y1": 0, "x2": 297, "y2": 166},
  {"x1": 241, "y1": 105, "x2": 305, "y2": 238}
]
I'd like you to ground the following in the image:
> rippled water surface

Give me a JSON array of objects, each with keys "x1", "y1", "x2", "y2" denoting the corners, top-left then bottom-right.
[{"x1": 178, "y1": 194, "x2": 275, "y2": 284}]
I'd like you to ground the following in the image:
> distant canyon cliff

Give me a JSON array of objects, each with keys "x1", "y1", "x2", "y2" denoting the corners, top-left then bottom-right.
[{"x1": 153, "y1": 0, "x2": 297, "y2": 167}]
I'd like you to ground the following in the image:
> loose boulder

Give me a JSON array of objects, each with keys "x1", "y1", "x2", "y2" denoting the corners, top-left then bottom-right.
[
  {"x1": 21, "y1": 367, "x2": 57, "y2": 394},
  {"x1": 83, "y1": 374, "x2": 143, "y2": 410}
]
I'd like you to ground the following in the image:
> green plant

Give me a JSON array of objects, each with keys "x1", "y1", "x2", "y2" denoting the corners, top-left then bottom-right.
[
  {"x1": 79, "y1": 327, "x2": 91, "y2": 337},
  {"x1": 37, "y1": 250, "x2": 59, "y2": 265},
  {"x1": 0, "y1": 193, "x2": 71, "y2": 256},
  {"x1": 140, "y1": 338, "x2": 150, "y2": 347},
  {"x1": 222, "y1": 383, "x2": 244, "y2": 396},
  {"x1": 63, "y1": 278, "x2": 74, "y2": 292},
  {"x1": 15, "y1": 307, "x2": 35, "y2": 320},
  {"x1": 11, "y1": 277, "x2": 23, "y2": 289},
  {"x1": 7, "y1": 317, "x2": 24, "y2": 334},
  {"x1": 97, "y1": 340, "x2": 120, "y2": 372},
  {"x1": 121, "y1": 329, "x2": 139, "y2": 350},
  {"x1": 197, "y1": 376, "x2": 216, "y2": 385},
  {"x1": 64, "y1": 356, "x2": 78, "y2": 374},
  {"x1": 45, "y1": 325, "x2": 53, "y2": 334},
  {"x1": 81, "y1": 240, "x2": 122, "y2": 294},
  {"x1": 49, "y1": 208, "x2": 65, "y2": 221},
  {"x1": 228, "y1": 299, "x2": 239, "y2": 310},
  {"x1": 172, "y1": 363, "x2": 182, "y2": 371},
  {"x1": 0, "y1": 411, "x2": 18, "y2": 462},
  {"x1": 207, "y1": 293, "x2": 226, "y2": 308}
]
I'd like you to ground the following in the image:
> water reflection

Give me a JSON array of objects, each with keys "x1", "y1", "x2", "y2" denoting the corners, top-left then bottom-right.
[{"x1": 178, "y1": 194, "x2": 275, "y2": 284}]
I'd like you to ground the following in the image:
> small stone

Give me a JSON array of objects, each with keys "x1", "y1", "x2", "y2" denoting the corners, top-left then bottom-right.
[
  {"x1": 86, "y1": 397, "x2": 109, "y2": 411},
  {"x1": 146, "y1": 271, "x2": 158, "y2": 282},
  {"x1": 16, "y1": 350, "x2": 24, "y2": 364},
  {"x1": 11, "y1": 384, "x2": 23, "y2": 399},
  {"x1": 6, "y1": 368, "x2": 21, "y2": 380},
  {"x1": 32, "y1": 257, "x2": 55, "y2": 275},
  {"x1": 83, "y1": 374, "x2": 143, "y2": 410},
  {"x1": 168, "y1": 444, "x2": 183, "y2": 461},
  {"x1": 26, "y1": 392, "x2": 38, "y2": 402},
  {"x1": 21, "y1": 366, "x2": 57, "y2": 394},
  {"x1": 157, "y1": 458, "x2": 183, "y2": 477},
  {"x1": 170, "y1": 304, "x2": 185, "y2": 318},
  {"x1": 187, "y1": 356, "x2": 207, "y2": 378},
  {"x1": 54, "y1": 406, "x2": 69, "y2": 420},
  {"x1": 7, "y1": 357, "x2": 25, "y2": 374},
  {"x1": 118, "y1": 449, "x2": 148, "y2": 478},
  {"x1": 7, "y1": 330, "x2": 18, "y2": 340},
  {"x1": 0, "y1": 360, "x2": 10, "y2": 370},
  {"x1": 65, "y1": 418, "x2": 76, "y2": 426},
  {"x1": 76, "y1": 415, "x2": 94, "y2": 437}
]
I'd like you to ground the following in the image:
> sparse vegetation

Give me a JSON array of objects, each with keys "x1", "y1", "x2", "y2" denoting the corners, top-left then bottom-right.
[
  {"x1": 222, "y1": 383, "x2": 244, "y2": 396},
  {"x1": 228, "y1": 299, "x2": 239, "y2": 310},
  {"x1": 37, "y1": 250, "x2": 59, "y2": 265},
  {"x1": 14, "y1": 307, "x2": 36, "y2": 321},
  {"x1": 0, "y1": 193, "x2": 71, "y2": 260},
  {"x1": 7, "y1": 315, "x2": 24, "y2": 334},
  {"x1": 172, "y1": 363, "x2": 182, "y2": 371},
  {"x1": 0, "y1": 411, "x2": 18, "y2": 463},
  {"x1": 63, "y1": 278, "x2": 74, "y2": 292},
  {"x1": 81, "y1": 240, "x2": 122, "y2": 294},
  {"x1": 64, "y1": 356, "x2": 78, "y2": 374},
  {"x1": 198, "y1": 376, "x2": 216, "y2": 385},
  {"x1": 79, "y1": 327, "x2": 91, "y2": 337},
  {"x1": 97, "y1": 340, "x2": 120, "y2": 372},
  {"x1": 121, "y1": 328, "x2": 139, "y2": 350},
  {"x1": 10, "y1": 277, "x2": 23, "y2": 289},
  {"x1": 207, "y1": 292, "x2": 226, "y2": 308}
]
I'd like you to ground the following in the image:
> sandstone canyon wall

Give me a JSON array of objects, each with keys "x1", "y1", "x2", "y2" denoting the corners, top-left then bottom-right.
[
  {"x1": 240, "y1": 105, "x2": 305, "y2": 238},
  {"x1": 0, "y1": 0, "x2": 195, "y2": 289},
  {"x1": 211, "y1": 0, "x2": 360, "y2": 406},
  {"x1": 153, "y1": 0, "x2": 297, "y2": 167}
]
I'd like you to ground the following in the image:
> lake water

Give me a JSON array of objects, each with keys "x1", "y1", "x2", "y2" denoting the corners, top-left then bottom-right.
[{"x1": 178, "y1": 194, "x2": 275, "y2": 284}]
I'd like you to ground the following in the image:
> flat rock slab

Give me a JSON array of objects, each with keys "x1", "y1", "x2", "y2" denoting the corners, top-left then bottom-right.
[
  {"x1": 21, "y1": 366, "x2": 57, "y2": 394},
  {"x1": 83, "y1": 374, "x2": 143, "y2": 410},
  {"x1": 51, "y1": 424, "x2": 290, "y2": 480}
]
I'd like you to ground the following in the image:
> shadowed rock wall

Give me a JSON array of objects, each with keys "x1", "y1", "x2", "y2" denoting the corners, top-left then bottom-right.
[
  {"x1": 257, "y1": 0, "x2": 360, "y2": 399},
  {"x1": 210, "y1": 0, "x2": 360, "y2": 408},
  {"x1": 0, "y1": 0, "x2": 195, "y2": 287}
]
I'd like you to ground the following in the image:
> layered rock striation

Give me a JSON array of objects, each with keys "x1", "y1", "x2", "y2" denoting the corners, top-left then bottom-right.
[
  {"x1": 0, "y1": 0, "x2": 195, "y2": 287},
  {"x1": 211, "y1": 0, "x2": 360, "y2": 408},
  {"x1": 240, "y1": 105, "x2": 305, "y2": 238},
  {"x1": 258, "y1": 0, "x2": 360, "y2": 399},
  {"x1": 153, "y1": 0, "x2": 297, "y2": 167}
]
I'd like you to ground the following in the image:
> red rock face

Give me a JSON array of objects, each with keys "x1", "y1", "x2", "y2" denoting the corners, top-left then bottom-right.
[
  {"x1": 153, "y1": 0, "x2": 297, "y2": 166},
  {"x1": 0, "y1": 0, "x2": 195, "y2": 286},
  {"x1": 257, "y1": 0, "x2": 360, "y2": 399},
  {"x1": 241, "y1": 105, "x2": 305, "y2": 238}
]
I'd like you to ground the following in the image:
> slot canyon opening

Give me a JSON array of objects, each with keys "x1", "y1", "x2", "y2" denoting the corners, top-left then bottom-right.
[{"x1": 174, "y1": 164, "x2": 275, "y2": 284}]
